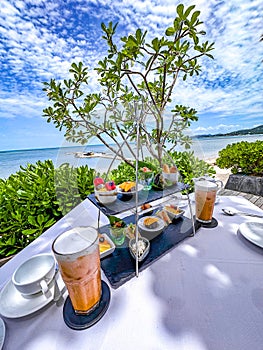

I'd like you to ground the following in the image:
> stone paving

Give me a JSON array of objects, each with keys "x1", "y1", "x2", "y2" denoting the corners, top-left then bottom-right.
[{"x1": 220, "y1": 188, "x2": 263, "y2": 210}]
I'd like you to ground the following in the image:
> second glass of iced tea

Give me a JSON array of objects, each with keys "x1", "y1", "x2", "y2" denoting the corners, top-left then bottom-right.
[
  {"x1": 52, "y1": 226, "x2": 101, "y2": 315},
  {"x1": 195, "y1": 180, "x2": 218, "y2": 223}
]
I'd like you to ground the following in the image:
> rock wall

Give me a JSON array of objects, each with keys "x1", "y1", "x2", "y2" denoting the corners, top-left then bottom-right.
[{"x1": 225, "y1": 174, "x2": 263, "y2": 196}]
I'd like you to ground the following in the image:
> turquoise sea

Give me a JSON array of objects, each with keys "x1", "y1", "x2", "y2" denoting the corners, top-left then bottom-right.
[{"x1": 1, "y1": 134, "x2": 263, "y2": 179}]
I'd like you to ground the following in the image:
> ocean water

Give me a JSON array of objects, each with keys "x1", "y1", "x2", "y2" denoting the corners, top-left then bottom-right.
[
  {"x1": 0, "y1": 144, "x2": 110, "y2": 179},
  {"x1": 1, "y1": 134, "x2": 263, "y2": 179}
]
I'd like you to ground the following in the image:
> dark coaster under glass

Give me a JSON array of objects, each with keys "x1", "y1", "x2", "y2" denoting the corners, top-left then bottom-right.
[
  {"x1": 199, "y1": 217, "x2": 218, "y2": 228},
  {"x1": 63, "y1": 280, "x2": 110, "y2": 330}
]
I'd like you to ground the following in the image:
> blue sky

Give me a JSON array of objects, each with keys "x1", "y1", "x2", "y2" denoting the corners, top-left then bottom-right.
[{"x1": 0, "y1": 0, "x2": 263, "y2": 151}]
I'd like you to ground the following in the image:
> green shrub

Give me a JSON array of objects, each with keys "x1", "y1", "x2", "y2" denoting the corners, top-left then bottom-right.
[
  {"x1": 0, "y1": 161, "x2": 95, "y2": 258},
  {"x1": 54, "y1": 163, "x2": 95, "y2": 215},
  {"x1": 0, "y1": 160, "x2": 59, "y2": 257},
  {"x1": 216, "y1": 141, "x2": 263, "y2": 175},
  {"x1": 168, "y1": 151, "x2": 216, "y2": 192},
  {"x1": 109, "y1": 151, "x2": 215, "y2": 192},
  {"x1": 108, "y1": 162, "x2": 136, "y2": 184}
]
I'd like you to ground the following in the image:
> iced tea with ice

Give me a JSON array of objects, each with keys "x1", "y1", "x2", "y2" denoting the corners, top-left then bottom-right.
[
  {"x1": 52, "y1": 226, "x2": 101, "y2": 315},
  {"x1": 195, "y1": 180, "x2": 218, "y2": 223}
]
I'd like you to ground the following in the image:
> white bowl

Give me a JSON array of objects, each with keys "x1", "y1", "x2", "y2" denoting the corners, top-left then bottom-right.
[
  {"x1": 12, "y1": 254, "x2": 56, "y2": 296},
  {"x1": 129, "y1": 237, "x2": 150, "y2": 262},
  {"x1": 95, "y1": 189, "x2": 117, "y2": 205},
  {"x1": 138, "y1": 216, "x2": 165, "y2": 240}
]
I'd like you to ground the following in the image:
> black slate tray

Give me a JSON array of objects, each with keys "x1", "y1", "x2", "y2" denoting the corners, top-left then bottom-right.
[
  {"x1": 99, "y1": 214, "x2": 200, "y2": 289},
  {"x1": 88, "y1": 182, "x2": 187, "y2": 216}
]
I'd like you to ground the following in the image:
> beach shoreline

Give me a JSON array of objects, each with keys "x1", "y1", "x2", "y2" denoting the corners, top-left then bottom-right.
[{"x1": 205, "y1": 157, "x2": 231, "y2": 186}]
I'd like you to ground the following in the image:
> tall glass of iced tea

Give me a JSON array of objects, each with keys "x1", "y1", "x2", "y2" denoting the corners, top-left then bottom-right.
[
  {"x1": 195, "y1": 180, "x2": 218, "y2": 223},
  {"x1": 52, "y1": 226, "x2": 101, "y2": 315}
]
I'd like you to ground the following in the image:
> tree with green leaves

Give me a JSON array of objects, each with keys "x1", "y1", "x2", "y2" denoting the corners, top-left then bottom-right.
[{"x1": 43, "y1": 4, "x2": 214, "y2": 169}]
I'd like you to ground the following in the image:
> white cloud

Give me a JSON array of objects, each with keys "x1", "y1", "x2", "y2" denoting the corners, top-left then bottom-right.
[
  {"x1": 193, "y1": 124, "x2": 241, "y2": 133},
  {"x1": 0, "y1": 92, "x2": 46, "y2": 119},
  {"x1": 0, "y1": 0, "x2": 262, "y2": 144}
]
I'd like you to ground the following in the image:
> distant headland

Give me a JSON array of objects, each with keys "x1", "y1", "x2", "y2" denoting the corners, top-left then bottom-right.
[{"x1": 194, "y1": 124, "x2": 263, "y2": 138}]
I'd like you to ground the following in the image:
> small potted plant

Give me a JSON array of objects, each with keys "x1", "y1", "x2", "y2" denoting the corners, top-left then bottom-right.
[{"x1": 108, "y1": 216, "x2": 126, "y2": 246}]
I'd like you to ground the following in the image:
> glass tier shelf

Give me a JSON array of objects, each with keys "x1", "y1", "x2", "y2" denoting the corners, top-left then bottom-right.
[
  {"x1": 99, "y1": 212, "x2": 200, "y2": 289},
  {"x1": 88, "y1": 182, "x2": 188, "y2": 216}
]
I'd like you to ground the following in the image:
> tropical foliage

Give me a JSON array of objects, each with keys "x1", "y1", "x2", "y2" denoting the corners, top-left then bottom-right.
[
  {"x1": 216, "y1": 141, "x2": 263, "y2": 175},
  {"x1": 0, "y1": 161, "x2": 95, "y2": 258}
]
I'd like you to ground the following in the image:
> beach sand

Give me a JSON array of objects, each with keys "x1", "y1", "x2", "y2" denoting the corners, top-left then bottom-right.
[{"x1": 205, "y1": 158, "x2": 231, "y2": 186}]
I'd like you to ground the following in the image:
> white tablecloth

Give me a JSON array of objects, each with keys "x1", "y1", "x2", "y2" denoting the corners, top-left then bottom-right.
[{"x1": 1, "y1": 195, "x2": 263, "y2": 350}]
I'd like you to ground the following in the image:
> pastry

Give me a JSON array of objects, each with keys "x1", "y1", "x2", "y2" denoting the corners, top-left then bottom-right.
[
  {"x1": 143, "y1": 217, "x2": 159, "y2": 229},
  {"x1": 170, "y1": 166, "x2": 177, "y2": 173},
  {"x1": 162, "y1": 164, "x2": 170, "y2": 173},
  {"x1": 124, "y1": 224, "x2": 140, "y2": 240},
  {"x1": 156, "y1": 210, "x2": 172, "y2": 225},
  {"x1": 164, "y1": 205, "x2": 181, "y2": 215},
  {"x1": 141, "y1": 203, "x2": 152, "y2": 211}
]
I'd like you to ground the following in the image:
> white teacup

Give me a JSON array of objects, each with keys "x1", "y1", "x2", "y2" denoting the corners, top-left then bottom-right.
[{"x1": 12, "y1": 254, "x2": 56, "y2": 296}]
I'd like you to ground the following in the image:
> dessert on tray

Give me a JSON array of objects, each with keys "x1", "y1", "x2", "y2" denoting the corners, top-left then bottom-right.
[
  {"x1": 98, "y1": 234, "x2": 115, "y2": 258},
  {"x1": 94, "y1": 177, "x2": 117, "y2": 192},
  {"x1": 99, "y1": 234, "x2": 111, "y2": 253},
  {"x1": 124, "y1": 224, "x2": 141, "y2": 240},
  {"x1": 138, "y1": 215, "x2": 165, "y2": 240},
  {"x1": 141, "y1": 203, "x2": 152, "y2": 211},
  {"x1": 161, "y1": 163, "x2": 179, "y2": 186},
  {"x1": 155, "y1": 209, "x2": 172, "y2": 225},
  {"x1": 163, "y1": 204, "x2": 184, "y2": 220},
  {"x1": 164, "y1": 205, "x2": 181, "y2": 215},
  {"x1": 143, "y1": 217, "x2": 159, "y2": 229},
  {"x1": 94, "y1": 177, "x2": 117, "y2": 204},
  {"x1": 129, "y1": 237, "x2": 150, "y2": 262},
  {"x1": 118, "y1": 181, "x2": 136, "y2": 192}
]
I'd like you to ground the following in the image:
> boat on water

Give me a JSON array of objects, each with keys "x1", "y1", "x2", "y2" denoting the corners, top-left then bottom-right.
[
  {"x1": 74, "y1": 151, "x2": 95, "y2": 158},
  {"x1": 74, "y1": 151, "x2": 131, "y2": 161},
  {"x1": 74, "y1": 151, "x2": 113, "y2": 158}
]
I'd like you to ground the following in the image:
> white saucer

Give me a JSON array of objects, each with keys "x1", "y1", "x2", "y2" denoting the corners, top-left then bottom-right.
[
  {"x1": 0, "y1": 273, "x2": 66, "y2": 319},
  {"x1": 239, "y1": 222, "x2": 263, "y2": 248},
  {"x1": 0, "y1": 317, "x2": 5, "y2": 350}
]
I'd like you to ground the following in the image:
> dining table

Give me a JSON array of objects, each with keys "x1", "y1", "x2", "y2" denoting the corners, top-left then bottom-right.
[{"x1": 1, "y1": 193, "x2": 263, "y2": 350}]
